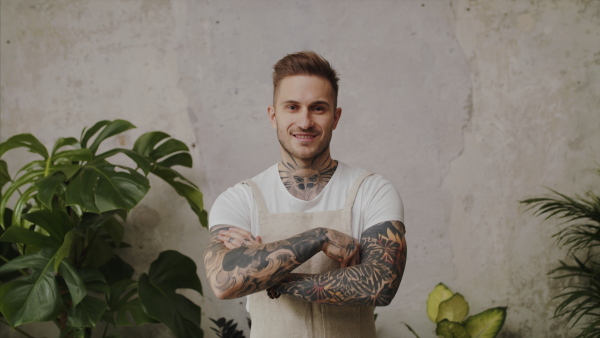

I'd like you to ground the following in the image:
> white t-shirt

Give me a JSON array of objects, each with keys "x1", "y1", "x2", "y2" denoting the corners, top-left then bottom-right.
[{"x1": 209, "y1": 161, "x2": 403, "y2": 239}]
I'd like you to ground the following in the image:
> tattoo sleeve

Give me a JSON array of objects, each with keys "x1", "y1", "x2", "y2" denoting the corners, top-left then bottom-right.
[
  {"x1": 204, "y1": 225, "x2": 349, "y2": 299},
  {"x1": 274, "y1": 221, "x2": 407, "y2": 306}
]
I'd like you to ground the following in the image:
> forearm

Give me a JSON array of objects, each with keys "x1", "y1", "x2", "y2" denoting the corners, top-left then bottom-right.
[
  {"x1": 204, "y1": 226, "x2": 329, "y2": 299},
  {"x1": 275, "y1": 263, "x2": 401, "y2": 306},
  {"x1": 273, "y1": 220, "x2": 407, "y2": 306}
]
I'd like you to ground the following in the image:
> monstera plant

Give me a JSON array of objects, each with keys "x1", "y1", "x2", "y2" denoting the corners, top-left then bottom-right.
[{"x1": 0, "y1": 120, "x2": 208, "y2": 338}]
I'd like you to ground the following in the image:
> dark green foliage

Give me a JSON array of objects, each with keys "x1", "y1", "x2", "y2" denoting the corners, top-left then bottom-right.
[
  {"x1": 0, "y1": 120, "x2": 207, "y2": 337},
  {"x1": 210, "y1": 317, "x2": 246, "y2": 338},
  {"x1": 522, "y1": 169, "x2": 600, "y2": 337}
]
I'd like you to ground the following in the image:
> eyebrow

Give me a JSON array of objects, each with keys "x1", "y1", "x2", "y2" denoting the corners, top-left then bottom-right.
[{"x1": 281, "y1": 100, "x2": 331, "y2": 108}]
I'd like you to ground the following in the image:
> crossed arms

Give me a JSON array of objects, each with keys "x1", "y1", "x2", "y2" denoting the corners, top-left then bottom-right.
[{"x1": 203, "y1": 220, "x2": 407, "y2": 306}]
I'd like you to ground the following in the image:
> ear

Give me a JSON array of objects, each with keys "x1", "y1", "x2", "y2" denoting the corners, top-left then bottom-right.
[
  {"x1": 268, "y1": 106, "x2": 277, "y2": 129},
  {"x1": 332, "y1": 107, "x2": 342, "y2": 130}
]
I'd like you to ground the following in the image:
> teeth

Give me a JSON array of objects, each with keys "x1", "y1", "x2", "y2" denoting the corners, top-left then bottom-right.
[{"x1": 295, "y1": 135, "x2": 314, "y2": 139}]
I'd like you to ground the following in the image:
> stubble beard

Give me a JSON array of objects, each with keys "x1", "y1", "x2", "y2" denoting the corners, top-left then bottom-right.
[{"x1": 277, "y1": 125, "x2": 333, "y2": 163}]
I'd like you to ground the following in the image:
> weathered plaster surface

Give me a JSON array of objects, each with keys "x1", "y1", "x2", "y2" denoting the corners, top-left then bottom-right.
[{"x1": 1, "y1": 1, "x2": 598, "y2": 337}]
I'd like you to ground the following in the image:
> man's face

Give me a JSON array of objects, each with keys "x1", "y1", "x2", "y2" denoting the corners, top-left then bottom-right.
[{"x1": 268, "y1": 75, "x2": 342, "y2": 162}]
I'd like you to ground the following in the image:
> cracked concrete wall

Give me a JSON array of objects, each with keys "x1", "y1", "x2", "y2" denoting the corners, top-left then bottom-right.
[{"x1": 1, "y1": 0, "x2": 598, "y2": 337}]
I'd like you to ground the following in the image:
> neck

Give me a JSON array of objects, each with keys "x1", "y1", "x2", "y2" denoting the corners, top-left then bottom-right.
[{"x1": 278, "y1": 150, "x2": 338, "y2": 201}]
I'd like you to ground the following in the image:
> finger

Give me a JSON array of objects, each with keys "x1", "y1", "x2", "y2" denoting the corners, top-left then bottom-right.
[
  {"x1": 256, "y1": 236, "x2": 262, "y2": 243},
  {"x1": 218, "y1": 235, "x2": 243, "y2": 249},
  {"x1": 220, "y1": 229, "x2": 260, "y2": 244},
  {"x1": 225, "y1": 227, "x2": 257, "y2": 241}
]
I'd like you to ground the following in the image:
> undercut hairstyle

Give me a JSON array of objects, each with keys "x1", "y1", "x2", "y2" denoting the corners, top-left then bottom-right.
[{"x1": 272, "y1": 51, "x2": 340, "y2": 107}]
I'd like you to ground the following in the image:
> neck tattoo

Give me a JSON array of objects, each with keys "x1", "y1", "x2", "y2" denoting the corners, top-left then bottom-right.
[{"x1": 279, "y1": 157, "x2": 338, "y2": 201}]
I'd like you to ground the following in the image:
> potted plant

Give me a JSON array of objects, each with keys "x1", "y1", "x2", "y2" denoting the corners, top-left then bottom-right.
[
  {"x1": 0, "y1": 119, "x2": 208, "y2": 338},
  {"x1": 522, "y1": 168, "x2": 600, "y2": 338}
]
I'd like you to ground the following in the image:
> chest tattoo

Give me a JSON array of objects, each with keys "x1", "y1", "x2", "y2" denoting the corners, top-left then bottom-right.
[{"x1": 279, "y1": 158, "x2": 337, "y2": 201}]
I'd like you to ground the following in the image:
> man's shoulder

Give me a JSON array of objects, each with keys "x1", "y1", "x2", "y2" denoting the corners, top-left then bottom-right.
[{"x1": 335, "y1": 161, "x2": 391, "y2": 187}]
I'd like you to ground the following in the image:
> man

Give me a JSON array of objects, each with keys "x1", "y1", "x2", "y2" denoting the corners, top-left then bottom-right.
[{"x1": 204, "y1": 51, "x2": 406, "y2": 338}]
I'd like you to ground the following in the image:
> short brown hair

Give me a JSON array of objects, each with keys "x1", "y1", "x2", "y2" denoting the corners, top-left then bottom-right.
[{"x1": 272, "y1": 51, "x2": 340, "y2": 107}]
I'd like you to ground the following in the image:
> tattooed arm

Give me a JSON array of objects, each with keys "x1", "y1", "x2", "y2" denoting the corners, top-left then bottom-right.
[
  {"x1": 270, "y1": 220, "x2": 407, "y2": 306},
  {"x1": 203, "y1": 225, "x2": 360, "y2": 299}
]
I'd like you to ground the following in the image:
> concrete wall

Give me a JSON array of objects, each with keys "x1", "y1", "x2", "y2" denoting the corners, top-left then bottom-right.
[{"x1": 1, "y1": 0, "x2": 598, "y2": 337}]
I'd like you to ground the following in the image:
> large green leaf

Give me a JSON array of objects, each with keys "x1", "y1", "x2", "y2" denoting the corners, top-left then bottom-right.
[
  {"x1": 151, "y1": 166, "x2": 207, "y2": 228},
  {"x1": 0, "y1": 169, "x2": 44, "y2": 229},
  {"x1": 133, "y1": 132, "x2": 170, "y2": 157},
  {"x1": 149, "y1": 139, "x2": 189, "y2": 161},
  {"x1": 95, "y1": 148, "x2": 152, "y2": 175},
  {"x1": 65, "y1": 163, "x2": 149, "y2": 213},
  {"x1": 66, "y1": 295, "x2": 107, "y2": 328},
  {"x1": 57, "y1": 257, "x2": 86, "y2": 307},
  {"x1": 84, "y1": 234, "x2": 114, "y2": 268},
  {"x1": 54, "y1": 230, "x2": 76, "y2": 271},
  {"x1": 0, "y1": 249, "x2": 61, "y2": 327},
  {"x1": 78, "y1": 267, "x2": 109, "y2": 295},
  {"x1": 99, "y1": 256, "x2": 134, "y2": 285},
  {"x1": 436, "y1": 320, "x2": 471, "y2": 338},
  {"x1": 52, "y1": 149, "x2": 92, "y2": 163},
  {"x1": 138, "y1": 250, "x2": 203, "y2": 338},
  {"x1": 0, "y1": 134, "x2": 48, "y2": 159},
  {"x1": 0, "y1": 159, "x2": 10, "y2": 192},
  {"x1": 428, "y1": 283, "x2": 455, "y2": 323},
  {"x1": 104, "y1": 279, "x2": 155, "y2": 326},
  {"x1": 437, "y1": 293, "x2": 469, "y2": 324},
  {"x1": 464, "y1": 307, "x2": 507, "y2": 338},
  {"x1": 81, "y1": 121, "x2": 110, "y2": 149},
  {"x1": 87, "y1": 120, "x2": 136, "y2": 155},
  {"x1": 35, "y1": 171, "x2": 67, "y2": 209},
  {"x1": 21, "y1": 209, "x2": 72, "y2": 243},
  {"x1": 158, "y1": 153, "x2": 193, "y2": 168},
  {"x1": 0, "y1": 225, "x2": 59, "y2": 249},
  {"x1": 51, "y1": 137, "x2": 80, "y2": 156}
]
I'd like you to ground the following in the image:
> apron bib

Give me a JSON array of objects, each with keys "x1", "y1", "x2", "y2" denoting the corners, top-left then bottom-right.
[{"x1": 245, "y1": 172, "x2": 376, "y2": 338}]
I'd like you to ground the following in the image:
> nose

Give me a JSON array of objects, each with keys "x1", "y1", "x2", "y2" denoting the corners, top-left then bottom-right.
[{"x1": 297, "y1": 109, "x2": 314, "y2": 130}]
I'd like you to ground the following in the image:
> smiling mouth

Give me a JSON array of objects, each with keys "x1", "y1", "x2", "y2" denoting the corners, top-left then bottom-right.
[{"x1": 293, "y1": 134, "x2": 317, "y2": 140}]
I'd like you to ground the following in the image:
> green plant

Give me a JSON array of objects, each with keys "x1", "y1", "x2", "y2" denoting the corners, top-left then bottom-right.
[
  {"x1": 405, "y1": 283, "x2": 506, "y2": 338},
  {"x1": 210, "y1": 317, "x2": 246, "y2": 338},
  {"x1": 522, "y1": 169, "x2": 600, "y2": 338},
  {"x1": 0, "y1": 120, "x2": 208, "y2": 338}
]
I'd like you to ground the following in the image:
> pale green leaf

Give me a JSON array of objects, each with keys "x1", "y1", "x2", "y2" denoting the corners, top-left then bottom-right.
[
  {"x1": 464, "y1": 307, "x2": 507, "y2": 338},
  {"x1": 437, "y1": 293, "x2": 469, "y2": 324},
  {"x1": 436, "y1": 320, "x2": 471, "y2": 338},
  {"x1": 428, "y1": 283, "x2": 455, "y2": 322}
]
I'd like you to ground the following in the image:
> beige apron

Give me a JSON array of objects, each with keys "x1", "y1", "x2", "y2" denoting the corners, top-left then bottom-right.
[{"x1": 245, "y1": 171, "x2": 376, "y2": 338}]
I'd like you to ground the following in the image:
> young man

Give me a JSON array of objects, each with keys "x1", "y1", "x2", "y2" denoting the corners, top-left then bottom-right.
[{"x1": 204, "y1": 51, "x2": 406, "y2": 338}]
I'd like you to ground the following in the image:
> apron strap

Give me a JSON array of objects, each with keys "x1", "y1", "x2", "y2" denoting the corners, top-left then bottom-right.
[
  {"x1": 242, "y1": 179, "x2": 270, "y2": 218},
  {"x1": 343, "y1": 171, "x2": 374, "y2": 211}
]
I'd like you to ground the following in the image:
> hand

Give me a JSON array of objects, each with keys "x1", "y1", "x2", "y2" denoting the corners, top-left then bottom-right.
[
  {"x1": 218, "y1": 227, "x2": 262, "y2": 249},
  {"x1": 267, "y1": 273, "x2": 312, "y2": 299},
  {"x1": 321, "y1": 229, "x2": 360, "y2": 268}
]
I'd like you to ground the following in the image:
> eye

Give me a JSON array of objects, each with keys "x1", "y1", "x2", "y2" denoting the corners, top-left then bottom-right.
[
  {"x1": 286, "y1": 105, "x2": 298, "y2": 111},
  {"x1": 313, "y1": 106, "x2": 326, "y2": 113}
]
